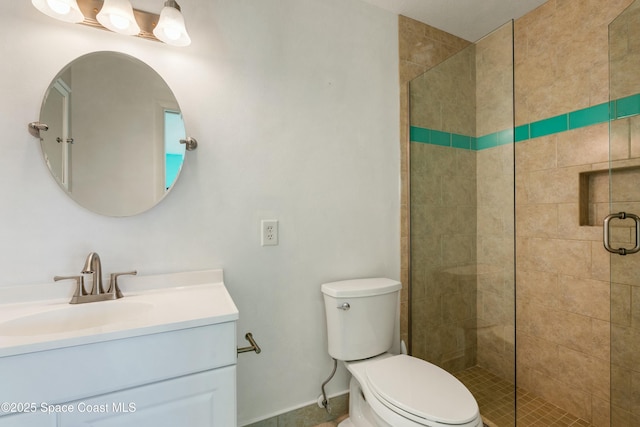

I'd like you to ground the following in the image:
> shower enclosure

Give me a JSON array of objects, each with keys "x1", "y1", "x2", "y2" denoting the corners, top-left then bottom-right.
[{"x1": 408, "y1": 2, "x2": 640, "y2": 425}]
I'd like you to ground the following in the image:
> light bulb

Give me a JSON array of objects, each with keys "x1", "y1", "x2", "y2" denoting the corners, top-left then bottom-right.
[
  {"x1": 153, "y1": 1, "x2": 191, "y2": 46},
  {"x1": 47, "y1": 0, "x2": 70, "y2": 15},
  {"x1": 31, "y1": 0, "x2": 84, "y2": 23},
  {"x1": 163, "y1": 27, "x2": 181, "y2": 41},
  {"x1": 109, "y1": 14, "x2": 130, "y2": 30},
  {"x1": 96, "y1": 0, "x2": 140, "y2": 35}
]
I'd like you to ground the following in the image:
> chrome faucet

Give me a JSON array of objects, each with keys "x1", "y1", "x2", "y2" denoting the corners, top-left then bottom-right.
[{"x1": 54, "y1": 252, "x2": 137, "y2": 304}]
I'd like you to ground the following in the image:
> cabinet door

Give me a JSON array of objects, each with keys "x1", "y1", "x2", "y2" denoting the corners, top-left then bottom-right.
[
  {"x1": 0, "y1": 412, "x2": 55, "y2": 427},
  {"x1": 58, "y1": 366, "x2": 236, "y2": 427}
]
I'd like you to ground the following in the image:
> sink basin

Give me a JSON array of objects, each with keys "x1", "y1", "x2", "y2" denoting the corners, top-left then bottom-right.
[
  {"x1": 0, "y1": 301, "x2": 153, "y2": 336},
  {"x1": 0, "y1": 269, "x2": 238, "y2": 358}
]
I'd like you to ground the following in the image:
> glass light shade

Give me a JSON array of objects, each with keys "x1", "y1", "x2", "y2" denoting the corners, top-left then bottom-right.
[
  {"x1": 96, "y1": 0, "x2": 140, "y2": 35},
  {"x1": 153, "y1": 4, "x2": 191, "y2": 46},
  {"x1": 31, "y1": 0, "x2": 84, "y2": 23}
]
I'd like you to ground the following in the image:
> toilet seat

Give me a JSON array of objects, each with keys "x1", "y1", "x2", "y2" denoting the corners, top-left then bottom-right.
[
  {"x1": 344, "y1": 354, "x2": 481, "y2": 427},
  {"x1": 364, "y1": 354, "x2": 479, "y2": 426}
]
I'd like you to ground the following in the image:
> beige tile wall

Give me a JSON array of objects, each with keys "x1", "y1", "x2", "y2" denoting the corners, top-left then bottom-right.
[
  {"x1": 408, "y1": 34, "x2": 479, "y2": 373},
  {"x1": 407, "y1": 21, "x2": 515, "y2": 376},
  {"x1": 409, "y1": 45, "x2": 476, "y2": 134},
  {"x1": 410, "y1": 142, "x2": 479, "y2": 371},
  {"x1": 476, "y1": 144, "x2": 515, "y2": 382},
  {"x1": 475, "y1": 24, "x2": 516, "y2": 383},
  {"x1": 514, "y1": 0, "x2": 632, "y2": 127},
  {"x1": 514, "y1": 1, "x2": 633, "y2": 425},
  {"x1": 476, "y1": 24, "x2": 514, "y2": 136},
  {"x1": 610, "y1": 1, "x2": 640, "y2": 101},
  {"x1": 514, "y1": 109, "x2": 612, "y2": 420},
  {"x1": 399, "y1": 16, "x2": 471, "y2": 347}
]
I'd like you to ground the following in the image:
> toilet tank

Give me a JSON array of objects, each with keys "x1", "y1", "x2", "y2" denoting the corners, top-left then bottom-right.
[{"x1": 321, "y1": 278, "x2": 402, "y2": 361}]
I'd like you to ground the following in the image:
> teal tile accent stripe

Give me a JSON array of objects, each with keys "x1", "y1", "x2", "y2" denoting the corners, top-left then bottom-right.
[
  {"x1": 614, "y1": 93, "x2": 640, "y2": 119},
  {"x1": 452, "y1": 133, "x2": 472, "y2": 149},
  {"x1": 410, "y1": 126, "x2": 430, "y2": 143},
  {"x1": 411, "y1": 94, "x2": 640, "y2": 150},
  {"x1": 514, "y1": 124, "x2": 529, "y2": 142},
  {"x1": 476, "y1": 133, "x2": 497, "y2": 150},
  {"x1": 410, "y1": 126, "x2": 513, "y2": 150},
  {"x1": 569, "y1": 103, "x2": 609, "y2": 128},
  {"x1": 431, "y1": 130, "x2": 451, "y2": 146},
  {"x1": 530, "y1": 114, "x2": 567, "y2": 139},
  {"x1": 497, "y1": 128, "x2": 514, "y2": 146},
  {"x1": 410, "y1": 126, "x2": 476, "y2": 149}
]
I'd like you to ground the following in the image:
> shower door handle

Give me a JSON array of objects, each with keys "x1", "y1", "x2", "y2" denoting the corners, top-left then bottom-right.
[{"x1": 603, "y1": 212, "x2": 640, "y2": 255}]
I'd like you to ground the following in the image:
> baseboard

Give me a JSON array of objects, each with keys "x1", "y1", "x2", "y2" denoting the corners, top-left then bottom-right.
[{"x1": 242, "y1": 391, "x2": 349, "y2": 427}]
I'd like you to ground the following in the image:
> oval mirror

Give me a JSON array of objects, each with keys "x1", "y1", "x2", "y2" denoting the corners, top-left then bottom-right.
[{"x1": 38, "y1": 51, "x2": 187, "y2": 216}]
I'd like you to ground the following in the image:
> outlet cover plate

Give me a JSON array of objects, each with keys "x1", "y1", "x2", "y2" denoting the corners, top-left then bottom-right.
[{"x1": 261, "y1": 220, "x2": 279, "y2": 246}]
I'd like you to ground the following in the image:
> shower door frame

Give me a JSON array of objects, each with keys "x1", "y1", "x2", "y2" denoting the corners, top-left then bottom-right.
[{"x1": 608, "y1": 1, "x2": 640, "y2": 424}]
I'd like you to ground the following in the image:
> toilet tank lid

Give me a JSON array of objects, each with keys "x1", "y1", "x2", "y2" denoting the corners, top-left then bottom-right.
[{"x1": 321, "y1": 278, "x2": 401, "y2": 298}]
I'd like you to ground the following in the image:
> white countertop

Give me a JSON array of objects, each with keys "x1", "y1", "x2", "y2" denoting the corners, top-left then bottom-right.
[{"x1": 0, "y1": 269, "x2": 238, "y2": 358}]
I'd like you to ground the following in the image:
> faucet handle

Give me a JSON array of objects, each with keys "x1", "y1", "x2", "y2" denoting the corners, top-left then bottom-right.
[
  {"x1": 54, "y1": 275, "x2": 87, "y2": 299},
  {"x1": 108, "y1": 271, "x2": 137, "y2": 299}
]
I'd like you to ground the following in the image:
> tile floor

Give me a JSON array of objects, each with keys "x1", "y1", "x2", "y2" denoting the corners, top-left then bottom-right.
[
  {"x1": 312, "y1": 414, "x2": 348, "y2": 427},
  {"x1": 455, "y1": 366, "x2": 596, "y2": 427}
]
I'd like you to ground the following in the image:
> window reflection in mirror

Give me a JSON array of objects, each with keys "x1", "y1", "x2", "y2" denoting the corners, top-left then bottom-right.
[{"x1": 164, "y1": 110, "x2": 185, "y2": 190}]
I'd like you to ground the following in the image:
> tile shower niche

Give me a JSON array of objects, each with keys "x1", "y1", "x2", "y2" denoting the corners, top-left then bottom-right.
[{"x1": 580, "y1": 166, "x2": 640, "y2": 231}]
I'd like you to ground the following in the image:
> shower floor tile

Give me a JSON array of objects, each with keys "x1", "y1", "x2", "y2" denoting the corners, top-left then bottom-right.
[{"x1": 454, "y1": 366, "x2": 596, "y2": 427}]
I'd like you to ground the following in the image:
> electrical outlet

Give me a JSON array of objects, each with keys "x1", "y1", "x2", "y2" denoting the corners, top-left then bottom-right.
[{"x1": 261, "y1": 219, "x2": 279, "y2": 246}]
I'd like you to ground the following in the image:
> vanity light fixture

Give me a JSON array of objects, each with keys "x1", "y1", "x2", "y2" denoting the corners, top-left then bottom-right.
[
  {"x1": 31, "y1": 0, "x2": 193, "y2": 47},
  {"x1": 96, "y1": 0, "x2": 140, "y2": 35},
  {"x1": 31, "y1": 0, "x2": 84, "y2": 23},
  {"x1": 153, "y1": 0, "x2": 191, "y2": 46}
]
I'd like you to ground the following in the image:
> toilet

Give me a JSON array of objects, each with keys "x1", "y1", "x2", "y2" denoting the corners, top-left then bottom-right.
[{"x1": 321, "y1": 278, "x2": 483, "y2": 427}]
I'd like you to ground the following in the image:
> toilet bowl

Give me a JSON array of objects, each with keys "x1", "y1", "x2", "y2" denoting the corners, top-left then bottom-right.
[
  {"x1": 340, "y1": 354, "x2": 482, "y2": 427},
  {"x1": 321, "y1": 278, "x2": 482, "y2": 427}
]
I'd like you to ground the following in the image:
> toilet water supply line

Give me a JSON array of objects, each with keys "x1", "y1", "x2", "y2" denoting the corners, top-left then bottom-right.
[
  {"x1": 318, "y1": 342, "x2": 407, "y2": 413},
  {"x1": 320, "y1": 358, "x2": 338, "y2": 414}
]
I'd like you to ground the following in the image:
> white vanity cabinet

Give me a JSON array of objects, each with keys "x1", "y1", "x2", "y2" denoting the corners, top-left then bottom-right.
[
  {"x1": 1, "y1": 322, "x2": 237, "y2": 427},
  {"x1": 58, "y1": 366, "x2": 236, "y2": 426},
  {"x1": 0, "y1": 270, "x2": 239, "y2": 427},
  {"x1": 0, "y1": 412, "x2": 55, "y2": 427}
]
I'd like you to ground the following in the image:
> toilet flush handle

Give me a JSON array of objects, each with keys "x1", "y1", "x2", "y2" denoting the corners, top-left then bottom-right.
[{"x1": 337, "y1": 302, "x2": 350, "y2": 311}]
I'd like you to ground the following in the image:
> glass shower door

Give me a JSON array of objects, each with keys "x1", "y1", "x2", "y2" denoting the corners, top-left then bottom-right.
[
  {"x1": 409, "y1": 21, "x2": 515, "y2": 427},
  {"x1": 608, "y1": 1, "x2": 640, "y2": 424}
]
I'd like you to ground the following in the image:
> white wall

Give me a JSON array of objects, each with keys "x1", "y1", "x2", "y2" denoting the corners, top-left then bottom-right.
[{"x1": 0, "y1": 0, "x2": 400, "y2": 424}]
